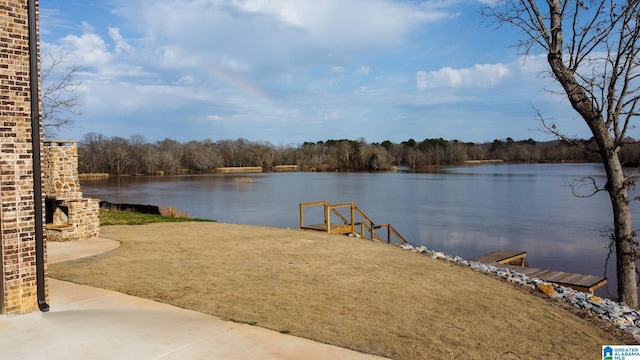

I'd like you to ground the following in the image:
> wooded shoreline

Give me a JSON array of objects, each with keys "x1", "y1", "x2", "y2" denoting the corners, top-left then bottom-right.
[{"x1": 76, "y1": 133, "x2": 640, "y2": 175}]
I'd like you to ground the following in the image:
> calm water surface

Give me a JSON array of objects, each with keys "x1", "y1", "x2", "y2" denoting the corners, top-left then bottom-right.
[{"x1": 81, "y1": 163, "x2": 640, "y2": 298}]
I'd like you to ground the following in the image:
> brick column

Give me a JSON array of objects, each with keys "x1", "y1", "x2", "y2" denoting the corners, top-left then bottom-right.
[{"x1": 0, "y1": 0, "x2": 45, "y2": 314}]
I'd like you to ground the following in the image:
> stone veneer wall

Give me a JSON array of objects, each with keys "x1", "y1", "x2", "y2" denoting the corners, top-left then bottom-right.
[
  {"x1": 46, "y1": 198, "x2": 100, "y2": 242},
  {"x1": 43, "y1": 141, "x2": 100, "y2": 242},
  {"x1": 42, "y1": 140, "x2": 82, "y2": 200},
  {"x1": 0, "y1": 0, "x2": 44, "y2": 314}
]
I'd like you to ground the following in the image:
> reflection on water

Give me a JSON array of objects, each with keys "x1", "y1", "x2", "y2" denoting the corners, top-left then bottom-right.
[{"x1": 81, "y1": 163, "x2": 638, "y2": 299}]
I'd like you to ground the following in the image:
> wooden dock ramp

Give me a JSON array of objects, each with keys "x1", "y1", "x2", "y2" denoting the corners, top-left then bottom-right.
[
  {"x1": 471, "y1": 250, "x2": 606, "y2": 294},
  {"x1": 469, "y1": 250, "x2": 527, "y2": 266},
  {"x1": 300, "y1": 201, "x2": 407, "y2": 245}
]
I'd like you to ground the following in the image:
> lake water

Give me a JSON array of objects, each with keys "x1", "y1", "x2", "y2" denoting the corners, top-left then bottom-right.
[{"x1": 80, "y1": 163, "x2": 640, "y2": 299}]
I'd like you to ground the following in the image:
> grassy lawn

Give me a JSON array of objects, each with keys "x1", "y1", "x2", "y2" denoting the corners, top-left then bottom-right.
[
  {"x1": 50, "y1": 221, "x2": 631, "y2": 359},
  {"x1": 99, "y1": 209, "x2": 214, "y2": 226}
]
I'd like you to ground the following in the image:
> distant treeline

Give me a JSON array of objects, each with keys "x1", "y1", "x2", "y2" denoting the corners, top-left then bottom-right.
[{"x1": 76, "y1": 132, "x2": 640, "y2": 175}]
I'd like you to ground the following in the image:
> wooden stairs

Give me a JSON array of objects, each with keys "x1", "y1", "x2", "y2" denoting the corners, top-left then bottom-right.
[{"x1": 299, "y1": 201, "x2": 407, "y2": 245}]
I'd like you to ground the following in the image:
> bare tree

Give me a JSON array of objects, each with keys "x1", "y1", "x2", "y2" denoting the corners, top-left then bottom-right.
[
  {"x1": 106, "y1": 137, "x2": 132, "y2": 175},
  {"x1": 483, "y1": 1, "x2": 640, "y2": 307},
  {"x1": 78, "y1": 132, "x2": 108, "y2": 173},
  {"x1": 40, "y1": 52, "x2": 84, "y2": 138}
]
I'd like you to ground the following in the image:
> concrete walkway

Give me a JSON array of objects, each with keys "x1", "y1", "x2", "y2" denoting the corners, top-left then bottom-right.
[{"x1": 0, "y1": 238, "x2": 387, "y2": 360}]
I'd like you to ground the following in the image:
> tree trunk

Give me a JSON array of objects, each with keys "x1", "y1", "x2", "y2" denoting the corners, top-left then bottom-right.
[
  {"x1": 604, "y1": 152, "x2": 639, "y2": 307},
  {"x1": 547, "y1": 41, "x2": 638, "y2": 307}
]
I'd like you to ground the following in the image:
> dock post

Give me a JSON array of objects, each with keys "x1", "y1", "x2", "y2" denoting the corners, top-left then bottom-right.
[
  {"x1": 325, "y1": 202, "x2": 330, "y2": 233},
  {"x1": 350, "y1": 203, "x2": 355, "y2": 234},
  {"x1": 299, "y1": 203, "x2": 304, "y2": 228}
]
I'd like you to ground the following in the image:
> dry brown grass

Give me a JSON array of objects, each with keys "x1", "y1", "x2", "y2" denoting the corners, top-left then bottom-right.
[
  {"x1": 158, "y1": 205, "x2": 189, "y2": 218},
  {"x1": 49, "y1": 222, "x2": 627, "y2": 359}
]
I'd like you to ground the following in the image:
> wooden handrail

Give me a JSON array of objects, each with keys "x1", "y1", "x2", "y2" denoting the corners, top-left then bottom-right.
[
  {"x1": 300, "y1": 201, "x2": 329, "y2": 228},
  {"x1": 351, "y1": 204, "x2": 376, "y2": 241},
  {"x1": 330, "y1": 202, "x2": 355, "y2": 208},
  {"x1": 330, "y1": 206, "x2": 350, "y2": 224},
  {"x1": 301, "y1": 200, "x2": 329, "y2": 207},
  {"x1": 357, "y1": 221, "x2": 375, "y2": 240},
  {"x1": 300, "y1": 201, "x2": 408, "y2": 245},
  {"x1": 374, "y1": 224, "x2": 407, "y2": 244},
  {"x1": 352, "y1": 204, "x2": 374, "y2": 226}
]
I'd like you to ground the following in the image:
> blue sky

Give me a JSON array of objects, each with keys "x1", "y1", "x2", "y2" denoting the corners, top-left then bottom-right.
[{"x1": 38, "y1": 0, "x2": 613, "y2": 145}]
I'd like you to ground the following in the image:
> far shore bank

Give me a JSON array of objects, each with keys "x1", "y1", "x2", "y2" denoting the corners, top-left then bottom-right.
[{"x1": 78, "y1": 160, "x2": 607, "y2": 178}]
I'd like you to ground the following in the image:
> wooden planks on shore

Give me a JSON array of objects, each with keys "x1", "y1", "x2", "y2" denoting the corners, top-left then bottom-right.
[
  {"x1": 469, "y1": 250, "x2": 527, "y2": 266},
  {"x1": 499, "y1": 264, "x2": 607, "y2": 295},
  {"x1": 471, "y1": 249, "x2": 606, "y2": 294}
]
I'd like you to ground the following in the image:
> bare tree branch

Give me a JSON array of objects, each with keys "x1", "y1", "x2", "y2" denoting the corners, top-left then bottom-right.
[
  {"x1": 40, "y1": 51, "x2": 85, "y2": 138},
  {"x1": 568, "y1": 175, "x2": 606, "y2": 197}
]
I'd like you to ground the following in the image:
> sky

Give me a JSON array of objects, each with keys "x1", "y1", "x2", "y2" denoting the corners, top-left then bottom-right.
[{"x1": 38, "y1": 0, "x2": 617, "y2": 146}]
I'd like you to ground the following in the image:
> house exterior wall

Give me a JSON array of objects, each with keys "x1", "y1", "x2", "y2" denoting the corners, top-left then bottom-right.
[{"x1": 0, "y1": 0, "x2": 44, "y2": 314}]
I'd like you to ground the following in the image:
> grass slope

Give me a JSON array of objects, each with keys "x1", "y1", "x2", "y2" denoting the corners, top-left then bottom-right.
[{"x1": 49, "y1": 221, "x2": 628, "y2": 359}]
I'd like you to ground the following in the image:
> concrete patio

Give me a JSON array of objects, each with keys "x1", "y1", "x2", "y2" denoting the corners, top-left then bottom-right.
[{"x1": 0, "y1": 238, "x2": 386, "y2": 359}]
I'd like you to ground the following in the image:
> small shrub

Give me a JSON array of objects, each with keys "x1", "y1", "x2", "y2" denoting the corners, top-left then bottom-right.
[{"x1": 159, "y1": 205, "x2": 189, "y2": 218}]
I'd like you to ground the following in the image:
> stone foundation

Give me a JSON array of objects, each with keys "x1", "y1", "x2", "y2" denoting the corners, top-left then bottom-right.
[{"x1": 46, "y1": 198, "x2": 100, "y2": 242}]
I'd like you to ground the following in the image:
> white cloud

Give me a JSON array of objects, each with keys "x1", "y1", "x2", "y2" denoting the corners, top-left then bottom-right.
[
  {"x1": 417, "y1": 63, "x2": 511, "y2": 90},
  {"x1": 354, "y1": 66, "x2": 371, "y2": 75},
  {"x1": 219, "y1": 56, "x2": 252, "y2": 73},
  {"x1": 228, "y1": 0, "x2": 451, "y2": 47},
  {"x1": 81, "y1": 21, "x2": 95, "y2": 34},
  {"x1": 60, "y1": 32, "x2": 112, "y2": 66},
  {"x1": 106, "y1": 0, "x2": 460, "y2": 78},
  {"x1": 175, "y1": 75, "x2": 196, "y2": 85},
  {"x1": 416, "y1": 71, "x2": 428, "y2": 90},
  {"x1": 322, "y1": 110, "x2": 341, "y2": 120},
  {"x1": 108, "y1": 27, "x2": 133, "y2": 55}
]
